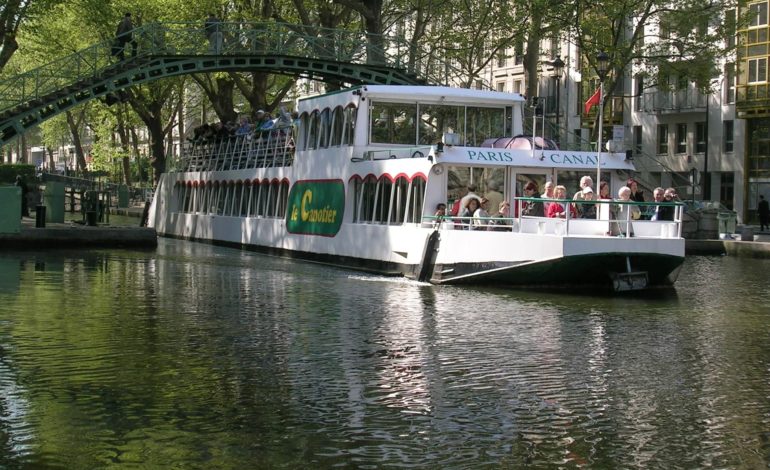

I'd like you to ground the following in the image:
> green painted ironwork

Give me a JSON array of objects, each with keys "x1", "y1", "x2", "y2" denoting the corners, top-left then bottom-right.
[{"x1": 0, "y1": 22, "x2": 445, "y2": 147}]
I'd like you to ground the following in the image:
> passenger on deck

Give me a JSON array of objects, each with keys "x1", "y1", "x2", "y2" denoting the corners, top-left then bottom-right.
[
  {"x1": 598, "y1": 180, "x2": 612, "y2": 199},
  {"x1": 472, "y1": 198, "x2": 491, "y2": 230},
  {"x1": 521, "y1": 182, "x2": 544, "y2": 217},
  {"x1": 649, "y1": 187, "x2": 665, "y2": 220},
  {"x1": 656, "y1": 189, "x2": 676, "y2": 221},
  {"x1": 489, "y1": 201, "x2": 513, "y2": 231},
  {"x1": 615, "y1": 186, "x2": 641, "y2": 236},
  {"x1": 485, "y1": 183, "x2": 504, "y2": 217},
  {"x1": 457, "y1": 185, "x2": 480, "y2": 216},
  {"x1": 235, "y1": 117, "x2": 252, "y2": 136},
  {"x1": 459, "y1": 197, "x2": 481, "y2": 230},
  {"x1": 579, "y1": 187, "x2": 596, "y2": 218},
  {"x1": 449, "y1": 186, "x2": 468, "y2": 216},
  {"x1": 627, "y1": 178, "x2": 645, "y2": 202},
  {"x1": 573, "y1": 176, "x2": 595, "y2": 218},
  {"x1": 541, "y1": 181, "x2": 554, "y2": 213},
  {"x1": 546, "y1": 185, "x2": 577, "y2": 219},
  {"x1": 433, "y1": 203, "x2": 446, "y2": 228}
]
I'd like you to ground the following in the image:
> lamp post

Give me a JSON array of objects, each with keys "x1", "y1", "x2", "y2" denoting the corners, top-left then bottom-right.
[
  {"x1": 595, "y1": 51, "x2": 609, "y2": 191},
  {"x1": 550, "y1": 56, "x2": 565, "y2": 146}
]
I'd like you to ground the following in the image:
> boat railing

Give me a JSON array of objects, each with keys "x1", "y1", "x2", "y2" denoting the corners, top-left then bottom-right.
[
  {"x1": 352, "y1": 146, "x2": 434, "y2": 162},
  {"x1": 178, "y1": 126, "x2": 295, "y2": 172},
  {"x1": 422, "y1": 198, "x2": 685, "y2": 239}
]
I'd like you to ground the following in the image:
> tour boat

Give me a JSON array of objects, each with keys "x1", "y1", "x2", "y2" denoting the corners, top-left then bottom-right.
[{"x1": 148, "y1": 85, "x2": 685, "y2": 291}]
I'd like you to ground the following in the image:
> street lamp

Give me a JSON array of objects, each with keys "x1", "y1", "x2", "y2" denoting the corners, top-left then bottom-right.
[
  {"x1": 595, "y1": 51, "x2": 610, "y2": 192},
  {"x1": 550, "y1": 56, "x2": 565, "y2": 145}
]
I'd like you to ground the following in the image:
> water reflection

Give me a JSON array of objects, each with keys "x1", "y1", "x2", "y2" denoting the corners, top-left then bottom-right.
[{"x1": 0, "y1": 242, "x2": 768, "y2": 468}]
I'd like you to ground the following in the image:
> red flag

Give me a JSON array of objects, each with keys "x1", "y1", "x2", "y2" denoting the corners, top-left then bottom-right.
[{"x1": 584, "y1": 88, "x2": 601, "y2": 114}]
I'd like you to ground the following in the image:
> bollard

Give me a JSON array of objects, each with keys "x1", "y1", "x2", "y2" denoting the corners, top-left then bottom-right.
[
  {"x1": 35, "y1": 205, "x2": 46, "y2": 228},
  {"x1": 86, "y1": 210, "x2": 98, "y2": 226},
  {"x1": 741, "y1": 226, "x2": 754, "y2": 242}
]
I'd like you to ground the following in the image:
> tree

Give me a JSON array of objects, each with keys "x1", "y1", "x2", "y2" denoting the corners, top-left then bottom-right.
[
  {"x1": 573, "y1": 0, "x2": 739, "y2": 138},
  {"x1": 0, "y1": 0, "x2": 64, "y2": 73}
]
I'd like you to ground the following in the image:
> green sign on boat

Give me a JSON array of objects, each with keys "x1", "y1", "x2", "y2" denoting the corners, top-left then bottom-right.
[{"x1": 286, "y1": 180, "x2": 345, "y2": 236}]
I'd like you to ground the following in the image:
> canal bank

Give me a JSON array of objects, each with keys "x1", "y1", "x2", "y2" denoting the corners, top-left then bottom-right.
[
  {"x1": 0, "y1": 216, "x2": 157, "y2": 249},
  {"x1": 685, "y1": 227, "x2": 770, "y2": 258}
]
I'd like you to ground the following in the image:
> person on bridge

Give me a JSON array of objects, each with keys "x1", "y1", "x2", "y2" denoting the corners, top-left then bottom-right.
[
  {"x1": 114, "y1": 13, "x2": 135, "y2": 60},
  {"x1": 205, "y1": 13, "x2": 223, "y2": 54}
]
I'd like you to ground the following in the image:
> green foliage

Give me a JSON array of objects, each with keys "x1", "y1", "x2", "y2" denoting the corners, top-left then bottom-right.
[{"x1": 0, "y1": 164, "x2": 35, "y2": 184}]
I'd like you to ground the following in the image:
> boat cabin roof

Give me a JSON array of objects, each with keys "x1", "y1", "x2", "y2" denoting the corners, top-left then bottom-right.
[{"x1": 296, "y1": 85, "x2": 526, "y2": 113}]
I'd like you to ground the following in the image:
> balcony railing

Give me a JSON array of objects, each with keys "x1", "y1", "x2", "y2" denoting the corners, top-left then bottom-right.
[{"x1": 639, "y1": 89, "x2": 708, "y2": 113}]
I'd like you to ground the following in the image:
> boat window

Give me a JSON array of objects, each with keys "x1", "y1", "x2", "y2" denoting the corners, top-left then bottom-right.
[
  {"x1": 353, "y1": 175, "x2": 379, "y2": 222},
  {"x1": 350, "y1": 173, "x2": 426, "y2": 225},
  {"x1": 466, "y1": 106, "x2": 507, "y2": 147},
  {"x1": 342, "y1": 105, "x2": 356, "y2": 145},
  {"x1": 253, "y1": 181, "x2": 266, "y2": 217},
  {"x1": 240, "y1": 183, "x2": 250, "y2": 217},
  {"x1": 276, "y1": 181, "x2": 289, "y2": 218},
  {"x1": 408, "y1": 176, "x2": 426, "y2": 223},
  {"x1": 447, "y1": 166, "x2": 506, "y2": 216},
  {"x1": 307, "y1": 111, "x2": 319, "y2": 150},
  {"x1": 319, "y1": 108, "x2": 331, "y2": 148},
  {"x1": 330, "y1": 106, "x2": 344, "y2": 147},
  {"x1": 298, "y1": 112, "x2": 309, "y2": 151},
  {"x1": 370, "y1": 102, "x2": 417, "y2": 145},
  {"x1": 419, "y1": 104, "x2": 464, "y2": 145},
  {"x1": 391, "y1": 176, "x2": 410, "y2": 224}
]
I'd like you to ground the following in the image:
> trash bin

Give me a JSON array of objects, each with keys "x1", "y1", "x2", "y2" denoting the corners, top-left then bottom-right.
[
  {"x1": 86, "y1": 210, "x2": 98, "y2": 226},
  {"x1": 741, "y1": 226, "x2": 754, "y2": 242},
  {"x1": 35, "y1": 205, "x2": 46, "y2": 228},
  {"x1": 117, "y1": 185, "x2": 129, "y2": 208}
]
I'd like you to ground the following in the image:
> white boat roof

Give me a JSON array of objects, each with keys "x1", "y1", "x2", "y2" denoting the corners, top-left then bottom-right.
[{"x1": 297, "y1": 85, "x2": 525, "y2": 112}]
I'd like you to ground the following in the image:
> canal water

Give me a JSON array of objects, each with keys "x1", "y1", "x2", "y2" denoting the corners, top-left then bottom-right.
[{"x1": 0, "y1": 240, "x2": 768, "y2": 468}]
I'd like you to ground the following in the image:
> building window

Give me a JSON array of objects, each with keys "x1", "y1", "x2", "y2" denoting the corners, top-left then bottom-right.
[
  {"x1": 514, "y1": 80, "x2": 522, "y2": 94},
  {"x1": 475, "y1": 79, "x2": 483, "y2": 90},
  {"x1": 496, "y1": 82, "x2": 506, "y2": 92},
  {"x1": 497, "y1": 52, "x2": 506, "y2": 68},
  {"x1": 724, "y1": 120, "x2": 734, "y2": 152},
  {"x1": 696, "y1": 122, "x2": 707, "y2": 153},
  {"x1": 725, "y1": 63, "x2": 735, "y2": 103},
  {"x1": 725, "y1": 9, "x2": 736, "y2": 49},
  {"x1": 676, "y1": 123, "x2": 687, "y2": 154},
  {"x1": 749, "y1": 1, "x2": 768, "y2": 28},
  {"x1": 748, "y1": 58, "x2": 767, "y2": 83},
  {"x1": 634, "y1": 125, "x2": 642, "y2": 155},
  {"x1": 634, "y1": 76, "x2": 644, "y2": 111},
  {"x1": 657, "y1": 124, "x2": 668, "y2": 154}
]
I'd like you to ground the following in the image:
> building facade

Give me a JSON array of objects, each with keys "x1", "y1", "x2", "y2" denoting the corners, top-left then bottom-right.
[{"x1": 485, "y1": 4, "x2": 770, "y2": 224}]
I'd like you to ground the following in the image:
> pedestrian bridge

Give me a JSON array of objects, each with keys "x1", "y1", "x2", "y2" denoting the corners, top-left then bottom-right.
[{"x1": 0, "y1": 21, "x2": 442, "y2": 147}]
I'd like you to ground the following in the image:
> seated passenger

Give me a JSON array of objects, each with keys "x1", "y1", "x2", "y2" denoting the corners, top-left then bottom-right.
[
  {"x1": 546, "y1": 185, "x2": 577, "y2": 218},
  {"x1": 433, "y1": 203, "x2": 446, "y2": 228},
  {"x1": 472, "y1": 198, "x2": 491, "y2": 230},
  {"x1": 489, "y1": 201, "x2": 512, "y2": 231},
  {"x1": 459, "y1": 197, "x2": 481, "y2": 230},
  {"x1": 521, "y1": 182, "x2": 544, "y2": 217}
]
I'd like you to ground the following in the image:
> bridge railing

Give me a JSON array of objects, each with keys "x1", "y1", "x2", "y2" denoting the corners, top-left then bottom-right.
[{"x1": 0, "y1": 21, "x2": 441, "y2": 114}]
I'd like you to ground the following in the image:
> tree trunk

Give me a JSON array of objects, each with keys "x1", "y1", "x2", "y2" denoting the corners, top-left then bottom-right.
[
  {"x1": 147, "y1": 119, "x2": 165, "y2": 183},
  {"x1": 19, "y1": 134, "x2": 27, "y2": 163},
  {"x1": 46, "y1": 147, "x2": 55, "y2": 171},
  {"x1": 66, "y1": 111, "x2": 88, "y2": 173},
  {"x1": 523, "y1": 11, "x2": 544, "y2": 101}
]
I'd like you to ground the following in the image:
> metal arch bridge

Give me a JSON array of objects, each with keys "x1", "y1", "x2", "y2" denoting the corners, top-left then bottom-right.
[{"x1": 0, "y1": 21, "x2": 442, "y2": 147}]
